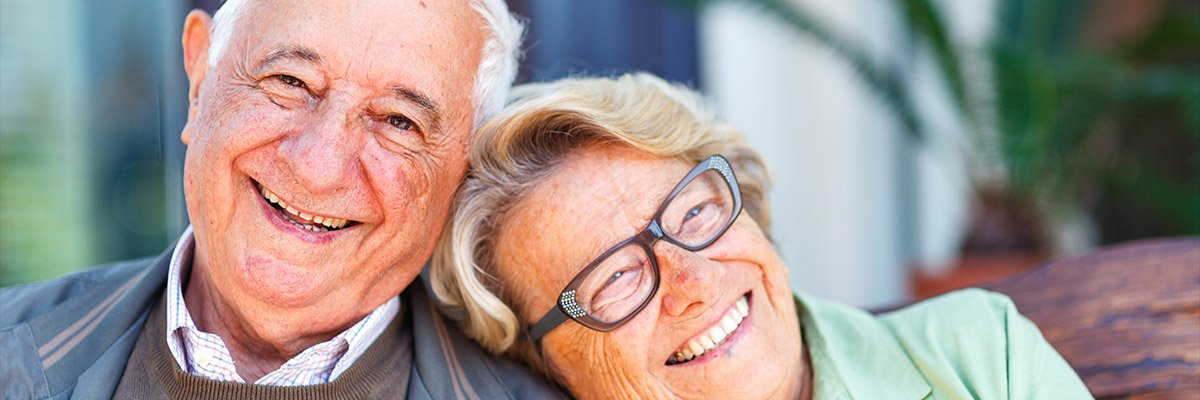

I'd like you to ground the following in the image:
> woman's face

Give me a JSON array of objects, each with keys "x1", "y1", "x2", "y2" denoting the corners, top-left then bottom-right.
[{"x1": 494, "y1": 145, "x2": 803, "y2": 399}]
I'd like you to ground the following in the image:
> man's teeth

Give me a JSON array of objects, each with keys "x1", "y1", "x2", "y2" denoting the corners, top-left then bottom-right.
[
  {"x1": 259, "y1": 186, "x2": 348, "y2": 230},
  {"x1": 669, "y1": 295, "x2": 750, "y2": 365}
]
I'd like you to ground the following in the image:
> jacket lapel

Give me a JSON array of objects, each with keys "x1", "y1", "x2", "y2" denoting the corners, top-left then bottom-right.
[
  {"x1": 406, "y1": 276, "x2": 566, "y2": 400},
  {"x1": 28, "y1": 246, "x2": 172, "y2": 399},
  {"x1": 406, "y1": 281, "x2": 508, "y2": 400}
]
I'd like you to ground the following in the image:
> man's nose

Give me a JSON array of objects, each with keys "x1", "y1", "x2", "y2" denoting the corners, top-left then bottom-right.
[
  {"x1": 657, "y1": 244, "x2": 725, "y2": 318},
  {"x1": 277, "y1": 103, "x2": 362, "y2": 195}
]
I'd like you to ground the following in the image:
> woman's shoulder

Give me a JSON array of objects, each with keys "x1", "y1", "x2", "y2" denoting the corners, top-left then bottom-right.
[
  {"x1": 796, "y1": 288, "x2": 1016, "y2": 350},
  {"x1": 879, "y1": 287, "x2": 1016, "y2": 336},
  {"x1": 877, "y1": 288, "x2": 1020, "y2": 369},
  {"x1": 796, "y1": 289, "x2": 1091, "y2": 399},
  {"x1": 876, "y1": 288, "x2": 1092, "y2": 399}
]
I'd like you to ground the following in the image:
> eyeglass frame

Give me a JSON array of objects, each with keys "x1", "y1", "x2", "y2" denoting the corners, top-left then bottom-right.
[{"x1": 527, "y1": 154, "x2": 743, "y2": 341}]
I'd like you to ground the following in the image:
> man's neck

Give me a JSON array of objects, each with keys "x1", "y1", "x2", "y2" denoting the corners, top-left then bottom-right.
[{"x1": 183, "y1": 265, "x2": 356, "y2": 382}]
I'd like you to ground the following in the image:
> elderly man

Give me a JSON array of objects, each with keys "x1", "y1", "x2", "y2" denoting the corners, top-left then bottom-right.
[{"x1": 0, "y1": 0, "x2": 562, "y2": 398}]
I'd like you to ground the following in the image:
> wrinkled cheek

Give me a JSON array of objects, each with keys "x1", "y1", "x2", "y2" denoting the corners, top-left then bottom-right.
[
  {"x1": 414, "y1": 147, "x2": 469, "y2": 199},
  {"x1": 182, "y1": 143, "x2": 221, "y2": 224},
  {"x1": 585, "y1": 374, "x2": 666, "y2": 400},
  {"x1": 764, "y1": 257, "x2": 791, "y2": 294},
  {"x1": 579, "y1": 339, "x2": 658, "y2": 399},
  {"x1": 380, "y1": 152, "x2": 464, "y2": 222},
  {"x1": 403, "y1": 158, "x2": 434, "y2": 204},
  {"x1": 721, "y1": 226, "x2": 787, "y2": 291},
  {"x1": 740, "y1": 240, "x2": 793, "y2": 312},
  {"x1": 545, "y1": 335, "x2": 616, "y2": 394},
  {"x1": 761, "y1": 266, "x2": 794, "y2": 314},
  {"x1": 188, "y1": 140, "x2": 240, "y2": 224},
  {"x1": 362, "y1": 148, "x2": 415, "y2": 195}
]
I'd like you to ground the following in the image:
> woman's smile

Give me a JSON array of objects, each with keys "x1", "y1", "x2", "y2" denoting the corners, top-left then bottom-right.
[{"x1": 666, "y1": 292, "x2": 751, "y2": 366}]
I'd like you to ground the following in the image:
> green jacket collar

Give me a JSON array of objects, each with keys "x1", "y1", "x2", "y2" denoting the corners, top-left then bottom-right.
[{"x1": 797, "y1": 295, "x2": 931, "y2": 400}]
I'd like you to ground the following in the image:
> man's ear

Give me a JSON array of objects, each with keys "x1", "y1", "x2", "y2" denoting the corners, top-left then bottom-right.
[{"x1": 181, "y1": 9, "x2": 213, "y2": 145}]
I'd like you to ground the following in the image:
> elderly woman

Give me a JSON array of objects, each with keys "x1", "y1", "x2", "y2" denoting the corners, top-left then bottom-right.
[{"x1": 430, "y1": 73, "x2": 1091, "y2": 399}]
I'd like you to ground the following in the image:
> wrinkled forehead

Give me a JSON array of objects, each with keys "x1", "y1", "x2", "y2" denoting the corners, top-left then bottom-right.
[
  {"x1": 221, "y1": 0, "x2": 486, "y2": 116},
  {"x1": 547, "y1": 149, "x2": 684, "y2": 227},
  {"x1": 496, "y1": 147, "x2": 692, "y2": 309}
]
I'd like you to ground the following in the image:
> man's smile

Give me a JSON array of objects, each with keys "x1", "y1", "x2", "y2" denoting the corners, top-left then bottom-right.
[{"x1": 254, "y1": 180, "x2": 359, "y2": 233}]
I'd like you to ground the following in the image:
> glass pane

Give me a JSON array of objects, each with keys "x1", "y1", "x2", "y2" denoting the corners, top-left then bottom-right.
[
  {"x1": 0, "y1": 0, "x2": 182, "y2": 286},
  {"x1": 574, "y1": 243, "x2": 656, "y2": 323},
  {"x1": 660, "y1": 169, "x2": 735, "y2": 247}
]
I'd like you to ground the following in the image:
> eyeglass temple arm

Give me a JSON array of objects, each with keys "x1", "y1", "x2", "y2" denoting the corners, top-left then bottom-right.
[{"x1": 528, "y1": 305, "x2": 570, "y2": 341}]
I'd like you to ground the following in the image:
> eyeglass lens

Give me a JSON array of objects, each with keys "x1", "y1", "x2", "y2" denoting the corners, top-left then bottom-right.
[{"x1": 571, "y1": 169, "x2": 736, "y2": 323}]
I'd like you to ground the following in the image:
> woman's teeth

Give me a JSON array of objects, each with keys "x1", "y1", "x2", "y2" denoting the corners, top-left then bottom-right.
[
  {"x1": 668, "y1": 295, "x2": 750, "y2": 365},
  {"x1": 259, "y1": 185, "x2": 348, "y2": 230}
]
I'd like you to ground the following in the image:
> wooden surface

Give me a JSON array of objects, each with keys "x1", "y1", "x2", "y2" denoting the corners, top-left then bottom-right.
[
  {"x1": 982, "y1": 238, "x2": 1200, "y2": 399},
  {"x1": 913, "y1": 253, "x2": 1044, "y2": 299}
]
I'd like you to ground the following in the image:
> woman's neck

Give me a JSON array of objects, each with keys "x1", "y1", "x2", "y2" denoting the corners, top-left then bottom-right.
[{"x1": 797, "y1": 341, "x2": 814, "y2": 400}]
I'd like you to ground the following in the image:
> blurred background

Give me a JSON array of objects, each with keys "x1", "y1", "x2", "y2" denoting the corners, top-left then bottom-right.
[{"x1": 1, "y1": 0, "x2": 1196, "y2": 308}]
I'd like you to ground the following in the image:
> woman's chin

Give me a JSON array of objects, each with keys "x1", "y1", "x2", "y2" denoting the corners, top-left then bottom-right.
[{"x1": 654, "y1": 296, "x2": 796, "y2": 398}]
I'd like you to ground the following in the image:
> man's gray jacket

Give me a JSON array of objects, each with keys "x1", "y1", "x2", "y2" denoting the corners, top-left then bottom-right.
[{"x1": 0, "y1": 246, "x2": 562, "y2": 399}]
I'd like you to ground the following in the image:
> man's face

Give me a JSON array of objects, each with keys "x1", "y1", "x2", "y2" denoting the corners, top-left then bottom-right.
[{"x1": 180, "y1": 0, "x2": 485, "y2": 319}]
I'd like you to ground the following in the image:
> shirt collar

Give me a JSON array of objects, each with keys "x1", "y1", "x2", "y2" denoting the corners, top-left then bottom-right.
[
  {"x1": 163, "y1": 226, "x2": 197, "y2": 372},
  {"x1": 797, "y1": 295, "x2": 932, "y2": 400},
  {"x1": 163, "y1": 225, "x2": 400, "y2": 385}
]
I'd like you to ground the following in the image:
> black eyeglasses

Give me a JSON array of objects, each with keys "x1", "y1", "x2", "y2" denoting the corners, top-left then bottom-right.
[{"x1": 527, "y1": 154, "x2": 743, "y2": 341}]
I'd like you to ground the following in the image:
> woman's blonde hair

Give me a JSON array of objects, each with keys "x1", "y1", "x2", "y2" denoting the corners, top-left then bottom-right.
[{"x1": 429, "y1": 72, "x2": 773, "y2": 376}]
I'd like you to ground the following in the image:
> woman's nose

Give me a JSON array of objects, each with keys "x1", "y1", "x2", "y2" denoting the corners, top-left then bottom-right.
[{"x1": 657, "y1": 244, "x2": 725, "y2": 318}]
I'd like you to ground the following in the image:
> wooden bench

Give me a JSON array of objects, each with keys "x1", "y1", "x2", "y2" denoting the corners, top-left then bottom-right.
[{"x1": 982, "y1": 238, "x2": 1200, "y2": 399}]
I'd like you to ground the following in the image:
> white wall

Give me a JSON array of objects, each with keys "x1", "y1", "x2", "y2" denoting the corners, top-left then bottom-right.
[
  {"x1": 700, "y1": 0, "x2": 909, "y2": 308},
  {"x1": 699, "y1": 0, "x2": 985, "y2": 307}
]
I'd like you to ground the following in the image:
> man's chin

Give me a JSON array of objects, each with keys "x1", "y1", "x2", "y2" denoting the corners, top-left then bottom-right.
[{"x1": 230, "y1": 255, "x2": 342, "y2": 309}]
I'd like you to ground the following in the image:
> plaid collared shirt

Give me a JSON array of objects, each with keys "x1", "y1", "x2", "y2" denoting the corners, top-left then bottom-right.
[{"x1": 163, "y1": 226, "x2": 400, "y2": 386}]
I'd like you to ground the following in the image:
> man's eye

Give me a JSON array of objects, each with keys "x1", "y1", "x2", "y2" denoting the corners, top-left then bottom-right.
[
  {"x1": 387, "y1": 115, "x2": 416, "y2": 131},
  {"x1": 276, "y1": 74, "x2": 306, "y2": 88}
]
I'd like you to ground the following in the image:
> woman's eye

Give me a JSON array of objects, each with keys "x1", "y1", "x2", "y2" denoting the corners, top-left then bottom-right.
[
  {"x1": 671, "y1": 199, "x2": 726, "y2": 239},
  {"x1": 387, "y1": 115, "x2": 416, "y2": 131},
  {"x1": 680, "y1": 202, "x2": 711, "y2": 227},
  {"x1": 594, "y1": 267, "x2": 642, "y2": 305},
  {"x1": 276, "y1": 74, "x2": 306, "y2": 88}
]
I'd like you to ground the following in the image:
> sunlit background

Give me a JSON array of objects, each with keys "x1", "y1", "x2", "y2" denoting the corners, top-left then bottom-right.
[{"x1": 2, "y1": 0, "x2": 1196, "y2": 308}]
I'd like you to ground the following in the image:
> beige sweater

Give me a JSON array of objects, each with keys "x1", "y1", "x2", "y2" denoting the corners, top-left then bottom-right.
[{"x1": 113, "y1": 297, "x2": 412, "y2": 399}]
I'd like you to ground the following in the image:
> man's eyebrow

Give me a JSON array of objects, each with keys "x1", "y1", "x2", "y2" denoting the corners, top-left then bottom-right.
[
  {"x1": 256, "y1": 46, "x2": 324, "y2": 70},
  {"x1": 392, "y1": 85, "x2": 443, "y2": 131},
  {"x1": 391, "y1": 85, "x2": 439, "y2": 114}
]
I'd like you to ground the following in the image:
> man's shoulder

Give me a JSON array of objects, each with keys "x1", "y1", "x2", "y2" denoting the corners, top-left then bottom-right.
[
  {"x1": 0, "y1": 252, "x2": 170, "y2": 400},
  {"x1": 0, "y1": 257, "x2": 159, "y2": 328},
  {"x1": 405, "y1": 280, "x2": 565, "y2": 399}
]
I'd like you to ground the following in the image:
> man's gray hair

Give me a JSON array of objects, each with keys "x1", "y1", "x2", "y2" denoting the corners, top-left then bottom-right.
[{"x1": 206, "y1": 0, "x2": 524, "y2": 127}]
